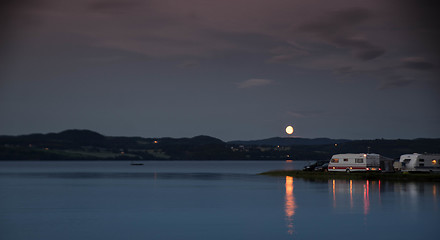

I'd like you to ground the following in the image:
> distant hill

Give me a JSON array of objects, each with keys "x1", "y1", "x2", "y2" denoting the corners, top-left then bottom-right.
[
  {"x1": 0, "y1": 129, "x2": 439, "y2": 160},
  {"x1": 229, "y1": 137, "x2": 351, "y2": 146},
  {"x1": 155, "y1": 135, "x2": 224, "y2": 146},
  {"x1": 0, "y1": 130, "x2": 228, "y2": 160}
]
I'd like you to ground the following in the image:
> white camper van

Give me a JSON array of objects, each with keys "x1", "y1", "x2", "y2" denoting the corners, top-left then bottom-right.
[
  {"x1": 399, "y1": 153, "x2": 440, "y2": 172},
  {"x1": 328, "y1": 153, "x2": 392, "y2": 172}
]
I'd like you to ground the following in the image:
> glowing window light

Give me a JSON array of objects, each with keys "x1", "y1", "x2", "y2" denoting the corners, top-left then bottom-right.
[{"x1": 432, "y1": 160, "x2": 437, "y2": 165}]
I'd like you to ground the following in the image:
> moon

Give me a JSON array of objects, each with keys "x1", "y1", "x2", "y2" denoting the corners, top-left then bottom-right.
[{"x1": 285, "y1": 126, "x2": 294, "y2": 135}]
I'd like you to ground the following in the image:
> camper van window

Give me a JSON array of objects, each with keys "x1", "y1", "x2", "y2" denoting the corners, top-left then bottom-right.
[
  {"x1": 331, "y1": 158, "x2": 339, "y2": 163},
  {"x1": 432, "y1": 160, "x2": 437, "y2": 165},
  {"x1": 355, "y1": 158, "x2": 363, "y2": 163},
  {"x1": 344, "y1": 159, "x2": 348, "y2": 162},
  {"x1": 420, "y1": 163, "x2": 424, "y2": 167},
  {"x1": 419, "y1": 159, "x2": 424, "y2": 162}
]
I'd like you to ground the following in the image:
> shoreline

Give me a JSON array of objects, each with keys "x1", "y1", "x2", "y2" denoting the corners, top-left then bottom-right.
[{"x1": 259, "y1": 170, "x2": 440, "y2": 182}]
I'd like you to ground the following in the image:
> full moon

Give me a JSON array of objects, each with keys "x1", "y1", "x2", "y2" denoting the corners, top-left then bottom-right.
[{"x1": 285, "y1": 126, "x2": 294, "y2": 135}]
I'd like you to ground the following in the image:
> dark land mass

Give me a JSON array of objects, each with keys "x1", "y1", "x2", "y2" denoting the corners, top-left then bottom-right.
[
  {"x1": 260, "y1": 170, "x2": 440, "y2": 182},
  {"x1": 229, "y1": 137, "x2": 351, "y2": 146},
  {"x1": 0, "y1": 129, "x2": 439, "y2": 160}
]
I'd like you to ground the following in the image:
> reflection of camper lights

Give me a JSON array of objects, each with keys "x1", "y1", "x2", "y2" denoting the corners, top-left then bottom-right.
[{"x1": 432, "y1": 160, "x2": 437, "y2": 165}]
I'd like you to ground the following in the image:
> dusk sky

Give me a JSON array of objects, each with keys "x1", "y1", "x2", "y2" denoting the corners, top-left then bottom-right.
[{"x1": 1, "y1": 0, "x2": 439, "y2": 141}]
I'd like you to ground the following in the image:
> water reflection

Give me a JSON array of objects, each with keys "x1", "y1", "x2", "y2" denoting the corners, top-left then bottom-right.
[
  {"x1": 285, "y1": 176, "x2": 297, "y2": 235},
  {"x1": 332, "y1": 179, "x2": 336, "y2": 208},
  {"x1": 350, "y1": 180, "x2": 353, "y2": 209},
  {"x1": 330, "y1": 179, "x2": 372, "y2": 215},
  {"x1": 378, "y1": 180, "x2": 381, "y2": 202},
  {"x1": 363, "y1": 180, "x2": 370, "y2": 215},
  {"x1": 330, "y1": 179, "x2": 440, "y2": 217}
]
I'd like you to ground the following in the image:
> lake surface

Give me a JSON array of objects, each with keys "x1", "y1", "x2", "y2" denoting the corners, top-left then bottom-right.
[{"x1": 0, "y1": 161, "x2": 438, "y2": 240}]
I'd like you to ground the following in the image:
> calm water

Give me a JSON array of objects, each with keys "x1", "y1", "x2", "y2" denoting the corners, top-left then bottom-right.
[{"x1": 0, "y1": 161, "x2": 438, "y2": 240}]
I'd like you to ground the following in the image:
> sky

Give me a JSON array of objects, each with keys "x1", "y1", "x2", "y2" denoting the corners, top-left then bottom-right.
[{"x1": 1, "y1": 0, "x2": 439, "y2": 141}]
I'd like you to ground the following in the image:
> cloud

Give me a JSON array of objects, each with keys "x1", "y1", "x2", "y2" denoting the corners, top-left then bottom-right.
[
  {"x1": 333, "y1": 66, "x2": 355, "y2": 75},
  {"x1": 298, "y1": 8, "x2": 372, "y2": 36},
  {"x1": 378, "y1": 78, "x2": 415, "y2": 90},
  {"x1": 267, "y1": 54, "x2": 295, "y2": 63},
  {"x1": 288, "y1": 112, "x2": 306, "y2": 118},
  {"x1": 331, "y1": 63, "x2": 421, "y2": 90},
  {"x1": 237, "y1": 78, "x2": 273, "y2": 89},
  {"x1": 84, "y1": 55, "x2": 126, "y2": 63},
  {"x1": 401, "y1": 57, "x2": 435, "y2": 70},
  {"x1": 5, "y1": 0, "x2": 437, "y2": 91},
  {"x1": 375, "y1": 71, "x2": 421, "y2": 90},
  {"x1": 267, "y1": 42, "x2": 310, "y2": 63},
  {"x1": 355, "y1": 48, "x2": 385, "y2": 61},
  {"x1": 298, "y1": 8, "x2": 385, "y2": 61},
  {"x1": 89, "y1": 0, "x2": 144, "y2": 14},
  {"x1": 332, "y1": 37, "x2": 385, "y2": 60},
  {"x1": 178, "y1": 60, "x2": 200, "y2": 69},
  {"x1": 8, "y1": 1, "x2": 393, "y2": 64},
  {"x1": 287, "y1": 110, "x2": 321, "y2": 118}
]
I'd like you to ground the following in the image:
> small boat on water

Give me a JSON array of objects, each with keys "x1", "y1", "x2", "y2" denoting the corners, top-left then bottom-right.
[{"x1": 130, "y1": 160, "x2": 144, "y2": 166}]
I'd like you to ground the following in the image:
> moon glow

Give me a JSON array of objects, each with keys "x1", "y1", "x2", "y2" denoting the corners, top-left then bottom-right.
[{"x1": 285, "y1": 126, "x2": 294, "y2": 135}]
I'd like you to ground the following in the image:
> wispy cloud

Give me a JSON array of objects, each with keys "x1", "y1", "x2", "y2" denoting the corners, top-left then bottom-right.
[
  {"x1": 378, "y1": 78, "x2": 415, "y2": 90},
  {"x1": 237, "y1": 78, "x2": 273, "y2": 89},
  {"x1": 89, "y1": 0, "x2": 144, "y2": 14},
  {"x1": 287, "y1": 110, "x2": 321, "y2": 118},
  {"x1": 401, "y1": 57, "x2": 435, "y2": 70},
  {"x1": 5, "y1": 0, "x2": 437, "y2": 92},
  {"x1": 297, "y1": 8, "x2": 385, "y2": 61},
  {"x1": 287, "y1": 111, "x2": 307, "y2": 118},
  {"x1": 267, "y1": 41, "x2": 310, "y2": 63},
  {"x1": 178, "y1": 60, "x2": 200, "y2": 69}
]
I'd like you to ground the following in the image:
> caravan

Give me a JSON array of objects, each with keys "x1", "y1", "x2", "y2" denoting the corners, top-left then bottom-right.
[
  {"x1": 328, "y1": 153, "x2": 393, "y2": 172},
  {"x1": 399, "y1": 153, "x2": 440, "y2": 172}
]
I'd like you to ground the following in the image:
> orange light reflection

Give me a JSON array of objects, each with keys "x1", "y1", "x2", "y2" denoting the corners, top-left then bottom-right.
[
  {"x1": 285, "y1": 176, "x2": 296, "y2": 235},
  {"x1": 332, "y1": 179, "x2": 336, "y2": 208},
  {"x1": 363, "y1": 180, "x2": 370, "y2": 215},
  {"x1": 350, "y1": 180, "x2": 353, "y2": 209}
]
